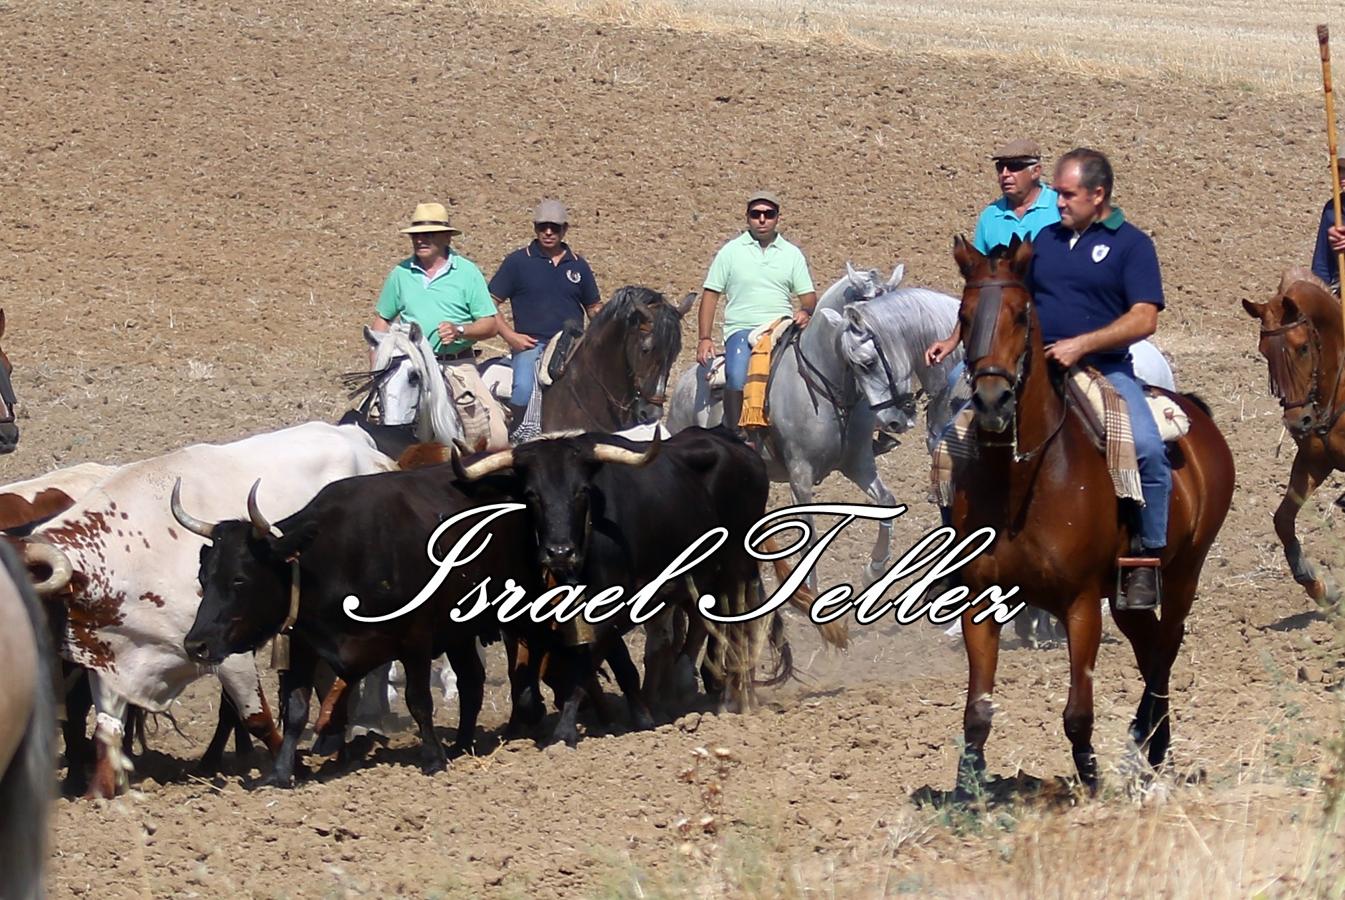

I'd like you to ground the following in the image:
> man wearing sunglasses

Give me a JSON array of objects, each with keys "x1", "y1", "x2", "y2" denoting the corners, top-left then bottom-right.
[
  {"x1": 696, "y1": 190, "x2": 817, "y2": 438},
  {"x1": 489, "y1": 199, "x2": 603, "y2": 429},
  {"x1": 973, "y1": 138, "x2": 1060, "y2": 255}
]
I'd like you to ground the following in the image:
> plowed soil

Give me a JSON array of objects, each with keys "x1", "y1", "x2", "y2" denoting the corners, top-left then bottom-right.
[{"x1": 3, "y1": 1, "x2": 1342, "y2": 896}]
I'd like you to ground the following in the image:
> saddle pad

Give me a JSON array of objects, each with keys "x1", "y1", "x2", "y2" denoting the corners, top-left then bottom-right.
[
  {"x1": 741, "y1": 328, "x2": 777, "y2": 428},
  {"x1": 748, "y1": 316, "x2": 793, "y2": 349},
  {"x1": 1069, "y1": 370, "x2": 1190, "y2": 443}
]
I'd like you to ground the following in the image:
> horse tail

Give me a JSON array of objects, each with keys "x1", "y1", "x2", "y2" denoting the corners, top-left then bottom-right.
[
  {"x1": 1182, "y1": 392, "x2": 1214, "y2": 419},
  {"x1": 0, "y1": 541, "x2": 55, "y2": 899}
]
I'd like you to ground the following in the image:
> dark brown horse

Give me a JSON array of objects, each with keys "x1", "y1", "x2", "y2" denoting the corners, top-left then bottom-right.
[
  {"x1": 0, "y1": 310, "x2": 19, "y2": 454},
  {"x1": 540, "y1": 286, "x2": 694, "y2": 432},
  {"x1": 949, "y1": 237, "x2": 1234, "y2": 793},
  {"x1": 1242, "y1": 269, "x2": 1345, "y2": 608}
]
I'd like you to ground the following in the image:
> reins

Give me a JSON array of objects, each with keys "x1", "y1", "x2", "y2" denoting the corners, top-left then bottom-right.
[{"x1": 1260, "y1": 317, "x2": 1345, "y2": 436}]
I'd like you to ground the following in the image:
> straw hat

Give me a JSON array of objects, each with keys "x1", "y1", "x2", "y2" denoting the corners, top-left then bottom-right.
[{"x1": 399, "y1": 202, "x2": 461, "y2": 235}]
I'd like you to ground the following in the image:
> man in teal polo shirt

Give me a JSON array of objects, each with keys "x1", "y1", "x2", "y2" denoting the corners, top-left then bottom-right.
[
  {"x1": 973, "y1": 138, "x2": 1060, "y2": 254},
  {"x1": 695, "y1": 190, "x2": 817, "y2": 437},
  {"x1": 370, "y1": 202, "x2": 507, "y2": 448}
]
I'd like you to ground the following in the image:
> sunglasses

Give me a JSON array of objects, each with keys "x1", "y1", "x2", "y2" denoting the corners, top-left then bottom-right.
[
  {"x1": 994, "y1": 159, "x2": 1037, "y2": 173},
  {"x1": 535, "y1": 222, "x2": 565, "y2": 233},
  {"x1": 747, "y1": 208, "x2": 779, "y2": 220}
]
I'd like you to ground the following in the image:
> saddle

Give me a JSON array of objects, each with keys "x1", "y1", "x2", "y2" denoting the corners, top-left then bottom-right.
[
  {"x1": 703, "y1": 317, "x2": 795, "y2": 392},
  {"x1": 1064, "y1": 368, "x2": 1190, "y2": 447},
  {"x1": 538, "y1": 320, "x2": 585, "y2": 389}
]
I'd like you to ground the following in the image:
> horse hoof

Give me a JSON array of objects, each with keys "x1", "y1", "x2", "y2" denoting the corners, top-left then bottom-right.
[{"x1": 260, "y1": 771, "x2": 295, "y2": 790}]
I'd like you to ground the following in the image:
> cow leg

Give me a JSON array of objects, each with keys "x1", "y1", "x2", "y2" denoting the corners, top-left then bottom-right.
[
  {"x1": 311, "y1": 677, "x2": 351, "y2": 758},
  {"x1": 198, "y1": 691, "x2": 242, "y2": 774},
  {"x1": 400, "y1": 654, "x2": 447, "y2": 773},
  {"x1": 87, "y1": 673, "x2": 130, "y2": 799},
  {"x1": 550, "y1": 646, "x2": 589, "y2": 748},
  {"x1": 605, "y1": 635, "x2": 654, "y2": 731},
  {"x1": 60, "y1": 665, "x2": 93, "y2": 796},
  {"x1": 443, "y1": 640, "x2": 484, "y2": 760},
  {"x1": 217, "y1": 654, "x2": 282, "y2": 756},
  {"x1": 264, "y1": 646, "x2": 316, "y2": 789},
  {"x1": 504, "y1": 635, "x2": 545, "y2": 737}
]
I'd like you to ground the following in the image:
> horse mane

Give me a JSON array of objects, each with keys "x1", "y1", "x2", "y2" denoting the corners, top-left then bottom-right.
[
  {"x1": 594, "y1": 285, "x2": 681, "y2": 354},
  {"x1": 1278, "y1": 266, "x2": 1330, "y2": 296},
  {"x1": 855, "y1": 287, "x2": 960, "y2": 366},
  {"x1": 375, "y1": 324, "x2": 465, "y2": 445}
]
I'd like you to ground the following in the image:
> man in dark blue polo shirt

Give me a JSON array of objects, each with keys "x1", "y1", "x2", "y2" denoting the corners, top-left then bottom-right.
[
  {"x1": 1030, "y1": 147, "x2": 1168, "y2": 610},
  {"x1": 489, "y1": 199, "x2": 602, "y2": 426},
  {"x1": 1310, "y1": 159, "x2": 1345, "y2": 293}
]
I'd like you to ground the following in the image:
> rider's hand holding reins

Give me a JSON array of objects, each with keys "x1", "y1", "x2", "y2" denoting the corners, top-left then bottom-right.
[{"x1": 697, "y1": 337, "x2": 716, "y2": 367}]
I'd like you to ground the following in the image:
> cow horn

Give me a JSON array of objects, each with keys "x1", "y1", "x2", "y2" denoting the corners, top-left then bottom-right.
[
  {"x1": 591, "y1": 430, "x2": 661, "y2": 467},
  {"x1": 22, "y1": 540, "x2": 72, "y2": 594},
  {"x1": 170, "y1": 478, "x2": 215, "y2": 540},
  {"x1": 460, "y1": 449, "x2": 515, "y2": 481},
  {"x1": 247, "y1": 479, "x2": 278, "y2": 538}
]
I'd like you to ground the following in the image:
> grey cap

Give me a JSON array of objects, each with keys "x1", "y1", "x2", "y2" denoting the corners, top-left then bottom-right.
[
  {"x1": 533, "y1": 199, "x2": 569, "y2": 225},
  {"x1": 990, "y1": 138, "x2": 1041, "y2": 161},
  {"x1": 746, "y1": 190, "x2": 781, "y2": 209}
]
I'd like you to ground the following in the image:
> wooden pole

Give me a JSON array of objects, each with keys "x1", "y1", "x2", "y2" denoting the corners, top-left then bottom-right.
[{"x1": 1318, "y1": 25, "x2": 1345, "y2": 298}]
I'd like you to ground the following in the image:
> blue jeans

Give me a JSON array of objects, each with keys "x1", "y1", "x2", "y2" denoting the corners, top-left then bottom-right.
[
  {"x1": 510, "y1": 339, "x2": 547, "y2": 407},
  {"x1": 1097, "y1": 358, "x2": 1170, "y2": 552},
  {"x1": 723, "y1": 331, "x2": 752, "y2": 391}
]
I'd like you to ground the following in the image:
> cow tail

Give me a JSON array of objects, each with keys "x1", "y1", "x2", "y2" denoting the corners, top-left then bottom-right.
[{"x1": 754, "y1": 604, "x2": 794, "y2": 688}]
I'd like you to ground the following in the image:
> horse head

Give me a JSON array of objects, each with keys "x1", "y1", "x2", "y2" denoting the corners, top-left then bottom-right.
[
  {"x1": 611, "y1": 286, "x2": 692, "y2": 424},
  {"x1": 827, "y1": 302, "x2": 919, "y2": 436},
  {"x1": 954, "y1": 235, "x2": 1035, "y2": 434},
  {"x1": 0, "y1": 309, "x2": 18, "y2": 454},
  {"x1": 363, "y1": 322, "x2": 425, "y2": 428},
  {"x1": 1243, "y1": 268, "x2": 1344, "y2": 436}
]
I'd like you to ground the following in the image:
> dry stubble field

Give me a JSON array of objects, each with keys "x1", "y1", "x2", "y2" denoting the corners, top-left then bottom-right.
[{"x1": 3, "y1": 0, "x2": 1345, "y2": 896}]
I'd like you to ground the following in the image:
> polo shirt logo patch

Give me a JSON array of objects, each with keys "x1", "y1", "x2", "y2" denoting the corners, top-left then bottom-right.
[
  {"x1": 1092, "y1": 245, "x2": 1110, "y2": 263},
  {"x1": 566, "y1": 270, "x2": 581, "y2": 283}
]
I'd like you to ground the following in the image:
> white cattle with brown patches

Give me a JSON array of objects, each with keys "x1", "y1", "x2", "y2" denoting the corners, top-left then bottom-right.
[{"x1": 17, "y1": 422, "x2": 395, "y2": 797}]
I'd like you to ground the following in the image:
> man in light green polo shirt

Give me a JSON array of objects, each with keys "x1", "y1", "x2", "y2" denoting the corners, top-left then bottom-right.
[
  {"x1": 370, "y1": 202, "x2": 507, "y2": 448},
  {"x1": 695, "y1": 190, "x2": 817, "y2": 437}
]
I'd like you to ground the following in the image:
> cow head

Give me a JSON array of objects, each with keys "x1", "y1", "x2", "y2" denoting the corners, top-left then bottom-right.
[
  {"x1": 458, "y1": 433, "x2": 660, "y2": 581},
  {"x1": 174, "y1": 479, "x2": 317, "y2": 664}
]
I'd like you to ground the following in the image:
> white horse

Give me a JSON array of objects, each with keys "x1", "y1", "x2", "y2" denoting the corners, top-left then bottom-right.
[{"x1": 362, "y1": 321, "x2": 467, "y2": 447}]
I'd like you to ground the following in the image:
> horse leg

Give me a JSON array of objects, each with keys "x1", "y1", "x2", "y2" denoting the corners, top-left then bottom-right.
[
  {"x1": 1274, "y1": 449, "x2": 1337, "y2": 606},
  {"x1": 1109, "y1": 601, "x2": 1165, "y2": 764},
  {"x1": 958, "y1": 609, "x2": 1002, "y2": 800},
  {"x1": 60, "y1": 665, "x2": 93, "y2": 796},
  {"x1": 786, "y1": 465, "x2": 820, "y2": 592},
  {"x1": 1062, "y1": 596, "x2": 1103, "y2": 793},
  {"x1": 840, "y1": 431, "x2": 895, "y2": 585}
]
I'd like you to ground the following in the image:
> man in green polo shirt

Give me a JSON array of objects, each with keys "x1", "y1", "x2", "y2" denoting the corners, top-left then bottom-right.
[
  {"x1": 370, "y1": 202, "x2": 507, "y2": 449},
  {"x1": 695, "y1": 190, "x2": 818, "y2": 437}
]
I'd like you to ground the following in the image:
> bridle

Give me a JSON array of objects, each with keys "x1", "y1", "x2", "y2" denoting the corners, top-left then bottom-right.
[
  {"x1": 566, "y1": 317, "x2": 673, "y2": 426},
  {"x1": 848, "y1": 324, "x2": 917, "y2": 415},
  {"x1": 1260, "y1": 317, "x2": 1345, "y2": 435},
  {"x1": 964, "y1": 275, "x2": 1067, "y2": 463}
]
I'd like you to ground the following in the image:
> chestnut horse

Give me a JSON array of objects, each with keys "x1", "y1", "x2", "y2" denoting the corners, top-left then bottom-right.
[
  {"x1": 0, "y1": 309, "x2": 20, "y2": 454},
  {"x1": 1242, "y1": 270, "x2": 1345, "y2": 608},
  {"x1": 949, "y1": 237, "x2": 1234, "y2": 793}
]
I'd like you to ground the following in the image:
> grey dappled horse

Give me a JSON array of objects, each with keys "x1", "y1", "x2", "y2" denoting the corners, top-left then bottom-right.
[{"x1": 667, "y1": 264, "x2": 957, "y2": 586}]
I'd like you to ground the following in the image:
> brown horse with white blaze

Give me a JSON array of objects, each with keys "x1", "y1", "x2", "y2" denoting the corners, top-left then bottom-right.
[
  {"x1": 1242, "y1": 269, "x2": 1345, "y2": 608},
  {"x1": 950, "y1": 237, "x2": 1234, "y2": 793}
]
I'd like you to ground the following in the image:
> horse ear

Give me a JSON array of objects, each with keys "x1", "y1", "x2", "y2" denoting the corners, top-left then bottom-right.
[
  {"x1": 1241, "y1": 298, "x2": 1267, "y2": 321},
  {"x1": 885, "y1": 264, "x2": 905, "y2": 291},
  {"x1": 1008, "y1": 236, "x2": 1034, "y2": 276},
  {"x1": 407, "y1": 321, "x2": 423, "y2": 343},
  {"x1": 843, "y1": 304, "x2": 866, "y2": 327},
  {"x1": 846, "y1": 261, "x2": 862, "y2": 287},
  {"x1": 1283, "y1": 296, "x2": 1301, "y2": 324},
  {"x1": 952, "y1": 236, "x2": 979, "y2": 279},
  {"x1": 819, "y1": 308, "x2": 845, "y2": 328},
  {"x1": 675, "y1": 292, "x2": 697, "y2": 317},
  {"x1": 363, "y1": 325, "x2": 384, "y2": 347}
]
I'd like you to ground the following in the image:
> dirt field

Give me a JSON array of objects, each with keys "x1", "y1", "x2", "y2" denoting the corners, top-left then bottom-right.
[{"x1": 4, "y1": 1, "x2": 1345, "y2": 896}]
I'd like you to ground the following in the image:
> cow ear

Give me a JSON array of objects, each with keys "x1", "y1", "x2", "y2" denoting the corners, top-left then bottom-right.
[{"x1": 270, "y1": 519, "x2": 318, "y2": 561}]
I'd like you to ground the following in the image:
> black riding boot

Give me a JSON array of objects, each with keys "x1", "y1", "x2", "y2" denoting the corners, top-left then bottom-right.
[{"x1": 721, "y1": 389, "x2": 746, "y2": 439}]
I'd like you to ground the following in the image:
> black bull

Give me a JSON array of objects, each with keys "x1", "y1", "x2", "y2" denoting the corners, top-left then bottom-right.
[{"x1": 177, "y1": 427, "x2": 778, "y2": 783}]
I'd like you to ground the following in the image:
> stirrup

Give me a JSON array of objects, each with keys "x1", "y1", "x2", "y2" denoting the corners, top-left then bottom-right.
[{"x1": 1115, "y1": 557, "x2": 1162, "y2": 611}]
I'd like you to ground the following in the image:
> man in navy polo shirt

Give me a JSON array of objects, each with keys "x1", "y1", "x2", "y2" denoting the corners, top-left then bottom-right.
[
  {"x1": 1310, "y1": 158, "x2": 1345, "y2": 293},
  {"x1": 490, "y1": 199, "x2": 602, "y2": 426},
  {"x1": 1030, "y1": 147, "x2": 1168, "y2": 610}
]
